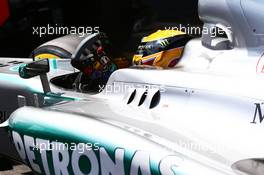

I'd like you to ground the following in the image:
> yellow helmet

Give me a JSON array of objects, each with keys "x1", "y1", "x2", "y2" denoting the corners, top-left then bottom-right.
[{"x1": 133, "y1": 30, "x2": 191, "y2": 68}]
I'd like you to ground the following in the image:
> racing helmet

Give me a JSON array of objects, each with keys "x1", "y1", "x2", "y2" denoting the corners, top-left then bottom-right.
[{"x1": 133, "y1": 30, "x2": 191, "y2": 68}]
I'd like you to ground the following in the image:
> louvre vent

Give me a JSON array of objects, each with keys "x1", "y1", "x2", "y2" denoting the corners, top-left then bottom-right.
[
  {"x1": 126, "y1": 88, "x2": 160, "y2": 109},
  {"x1": 138, "y1": 89, "x2": 148, "y2": 106},
  {"x1": 149, "y1": 90, "x2": 160, "y2": 109},
  {"x1": 127, "y1": 89, "x2": 136, "y2": 104}
]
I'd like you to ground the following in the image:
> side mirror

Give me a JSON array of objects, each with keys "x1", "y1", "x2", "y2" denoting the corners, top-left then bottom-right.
[
  {"x1": 202, "y1": 23, "x2": 233, "y2": 50},
  {"x1": 19, "y1": 59, "x2": 51, "y2": 93},
  {"x1": 210, "y1": 37, "x2": 232, "y2": 50},
  {"x1": 19, "y1": 59, "x2": 49, "y2": 79}
]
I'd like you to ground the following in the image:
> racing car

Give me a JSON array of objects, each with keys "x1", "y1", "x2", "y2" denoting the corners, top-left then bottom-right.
[{"x1": 1, "y1": 0, "x2": 264, "y2": 174}]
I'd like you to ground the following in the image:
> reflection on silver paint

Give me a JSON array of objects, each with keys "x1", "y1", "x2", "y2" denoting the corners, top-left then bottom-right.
[{"x1": 232, "y1": 159, "x2": 264, "y2": 175}]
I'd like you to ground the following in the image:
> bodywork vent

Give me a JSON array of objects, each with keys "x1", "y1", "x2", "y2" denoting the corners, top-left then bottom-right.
[{"x1": 125, "y1": 88, "x2": 160, "y2": 109}]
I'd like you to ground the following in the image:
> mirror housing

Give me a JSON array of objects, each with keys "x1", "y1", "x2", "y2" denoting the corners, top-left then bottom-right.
[
  {"x1": 19, "y1": 59, "x2": 50, "y2": 79},
  {"x1": 202, "y1": 23, "x2": 233, "y2": 50},
  {"x1": 19, "y1": 59, "x2": 51, "y2": 93}
]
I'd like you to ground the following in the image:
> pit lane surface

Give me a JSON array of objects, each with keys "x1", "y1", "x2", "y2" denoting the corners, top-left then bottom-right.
[{"x1": 0, "y1": 164, "x2": 32, "y2": 175}]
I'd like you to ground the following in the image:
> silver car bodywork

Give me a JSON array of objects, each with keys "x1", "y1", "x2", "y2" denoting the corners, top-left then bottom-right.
[{"x1": 0, "y1": 0, "x2": 264, "y2": 174}]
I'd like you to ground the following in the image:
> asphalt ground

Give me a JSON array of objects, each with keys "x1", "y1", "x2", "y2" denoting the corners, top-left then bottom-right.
[
  {"x1": 0, "y1": 157, "x2": 32, "y2": 175},
  {"x1": 0, "y1": 164, "x2": 32, "y2": 175}
]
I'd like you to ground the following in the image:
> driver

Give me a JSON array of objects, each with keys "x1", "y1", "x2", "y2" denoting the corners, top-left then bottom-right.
[
  {"x1": 132, "y1": 30, "x2": 191, "y2": 68},
  {"x1": 71, "y1": 30, "x2": 191, "y2": 92}
]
